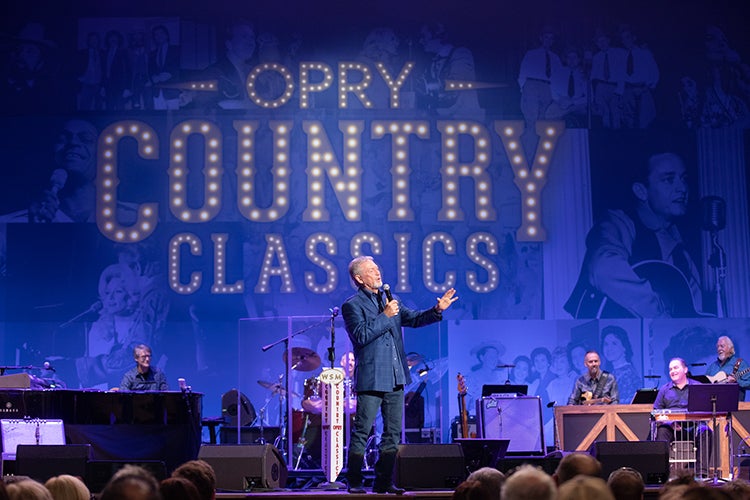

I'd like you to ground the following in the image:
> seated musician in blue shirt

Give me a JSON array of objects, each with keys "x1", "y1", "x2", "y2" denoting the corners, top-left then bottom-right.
[
  {"x1": 567, "y1": 351, "x2": 619, "y2": 405},
  {"x1": 119, "y1": 344, "x2": 169, "y2": 391},
  {"x1": 706, "y1": 336, "x2": 750, "y2": 401},
  {"x1": 653, "y1": 357, "x2": 711, "y2": 477}
]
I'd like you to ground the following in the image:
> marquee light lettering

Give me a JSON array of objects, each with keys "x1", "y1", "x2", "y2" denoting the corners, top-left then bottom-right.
[
  {"x1": 97, "y1": 118, "x2": 563, "y2": 295},
  {"x1": 296, "y1": 61, "x2": 414, "y2": 109}
]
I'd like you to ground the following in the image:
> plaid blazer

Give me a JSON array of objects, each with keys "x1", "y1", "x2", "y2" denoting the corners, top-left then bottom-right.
[{"x1": 342, "y1": 287, "x2": 442, "y2": 393}]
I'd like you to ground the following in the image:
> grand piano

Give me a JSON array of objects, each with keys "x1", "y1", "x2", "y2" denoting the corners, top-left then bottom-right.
[{"x1": 0, "y1": 388, "x2": 202, "y2": 472}]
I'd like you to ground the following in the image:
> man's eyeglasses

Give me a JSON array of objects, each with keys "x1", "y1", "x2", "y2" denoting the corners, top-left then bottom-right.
[{"x1": 137, "y1": 354, "x2": 152, "y2": 360}]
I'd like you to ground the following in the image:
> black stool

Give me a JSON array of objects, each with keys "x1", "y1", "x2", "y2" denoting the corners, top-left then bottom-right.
[{"x1": 201, "y1": 417, "x2": 224, "y2": 444}]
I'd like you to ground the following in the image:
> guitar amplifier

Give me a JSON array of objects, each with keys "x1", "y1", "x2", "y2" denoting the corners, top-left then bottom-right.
[
  {"x1": 405, "y1": 428, "x2": 439, "y2": 444},
  {"x1": 451, "y1": 415, "x2": 478, "y2": 440},
  {"x1": 476, "y1": 395, "x2": 544, "y2": 455},
  {"x1": 1, "y1": 419, "x2": 66, "y2": 460}
]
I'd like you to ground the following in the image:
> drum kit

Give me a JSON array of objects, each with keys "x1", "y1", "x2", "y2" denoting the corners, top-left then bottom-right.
[{"x1": 255, "y1": 346, "x2": 359, "y2": 470}]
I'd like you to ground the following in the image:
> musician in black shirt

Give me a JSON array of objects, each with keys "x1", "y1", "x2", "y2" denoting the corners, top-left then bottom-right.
[
  {"x1": 119, "y1": 344, "x2": 168, "y2": 391},
  {"x1": 653, "y1": 357, "x2": 711, "y2": 477}
]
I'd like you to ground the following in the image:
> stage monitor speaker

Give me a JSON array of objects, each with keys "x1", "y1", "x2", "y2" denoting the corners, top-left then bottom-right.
[
  {"x1": 197, "y1": 444, "x2": 287, "y2": 491},
  {"x1": 86, "y1": 460, "x2": 167, "y2": 494},
  {"x1": 15, "y1": 444, "x2": 91, "y2": 483},
  {"x1": 455, "y1": 438, "x2": 510, "y2": 472},
  {"x1": 496, "y1": 455, "x2": 561, "y2": 476},
  {"x1": 590, "y1": 440, "x2": 669, "y2": 485},
  {"x1": 394, "y1": 444, "x2": 465, "y2": 490}
]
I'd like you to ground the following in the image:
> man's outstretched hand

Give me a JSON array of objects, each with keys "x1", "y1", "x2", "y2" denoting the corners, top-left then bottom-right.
[{"x1": 436, "y1": 288, "x2": 458, "y2": 312}]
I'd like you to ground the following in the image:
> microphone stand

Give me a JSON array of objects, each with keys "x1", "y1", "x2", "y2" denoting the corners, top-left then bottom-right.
[
  {"x1": 261, "y1": 314, "x2": 334, "y2": 463},
  {"x1": 327, "y1": 308, "x2": 339, "y2": 369},
  {"x1": 59, "y1": 302, "x2": 101, "y2": 329},
  {"x1": 179, "y1": 382, "x2": 200, "y2": 456},
  {"x1": 250, "y1": 404, "x2": 269, "y2": 445},
  {"x1": 547, "y1": 401, "x2": 560, "y2": 453},
  {"x1": 498, "y1": 364, "x2": 516, "y2": 384},
  {"x1": 708, "y1": 230, "x2": 727, "y2": 318}
]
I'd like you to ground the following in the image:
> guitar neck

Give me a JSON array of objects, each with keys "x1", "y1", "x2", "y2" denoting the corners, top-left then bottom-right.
[
  {"x1": 457, "y1": 393, "x2": 468, "y2": 438},
  {"x1": 456, "y1": 373, "x2": 469, "y2": 438}
]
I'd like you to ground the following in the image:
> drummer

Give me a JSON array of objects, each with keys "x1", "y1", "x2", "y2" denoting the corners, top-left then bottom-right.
[
  {"x1": 341, "y1": 351, "x2": 355, "y2": 378},
  {"x1": 301, "y1": 350, "x2": 357, "y2": 414}
]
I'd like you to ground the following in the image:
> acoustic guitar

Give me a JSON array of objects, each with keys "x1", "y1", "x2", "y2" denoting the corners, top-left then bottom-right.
[
  {"x1": 580, "y1": 390, "x2": 612, "y2": 406},
  {"x1": 706, "y1": 366, "x2": 750, "y2": 384},
  {"x1": 570, "y1": 260, "x2": 708, "y2": 319}
]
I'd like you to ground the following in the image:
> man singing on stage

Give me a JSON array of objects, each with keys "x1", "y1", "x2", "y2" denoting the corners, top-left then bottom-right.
[{"x1": 342, "y1": 256, "x2": 457, "y2": 494}]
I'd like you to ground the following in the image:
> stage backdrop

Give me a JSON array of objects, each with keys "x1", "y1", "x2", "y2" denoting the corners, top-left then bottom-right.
[{"x1": 1, "y1": 0, "x2": 749, "y2": 452}]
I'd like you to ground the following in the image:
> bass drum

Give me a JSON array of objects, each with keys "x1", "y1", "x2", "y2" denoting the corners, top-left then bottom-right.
[{"x1": 292, "y1": 409, "x2": 321, "y2": 469}]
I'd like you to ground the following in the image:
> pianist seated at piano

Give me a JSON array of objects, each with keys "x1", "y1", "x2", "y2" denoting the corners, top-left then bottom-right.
[
  {"x1": 705, "y1": 336, "x2": 750, "y2": 401},
  {"x1": 567, "y1": 351, "x2": 619, "y2": 405},
  {"x1": 117, "y1": 344, "x2": 169, "y2": 391},
  {"x1": 653, "y1": 357, "x2": 711, "y2": 475}
]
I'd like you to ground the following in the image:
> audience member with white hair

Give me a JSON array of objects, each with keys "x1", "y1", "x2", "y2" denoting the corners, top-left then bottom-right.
[{"x1": 501, "y1": 464, "x2": 556, "y2": 500}]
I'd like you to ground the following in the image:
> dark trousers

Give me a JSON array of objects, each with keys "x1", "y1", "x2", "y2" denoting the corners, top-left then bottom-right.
[{"x1": 347, "y1": 388, "x2": 403, "y2": 487}]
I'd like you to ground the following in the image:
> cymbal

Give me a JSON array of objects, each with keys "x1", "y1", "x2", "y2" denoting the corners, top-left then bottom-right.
[
  {"x1": 257, "y1": 379, "x2": 299, "y2": 398},
  {"x1": 283, "y1": 347, "x2": 322, "y2": 372}
]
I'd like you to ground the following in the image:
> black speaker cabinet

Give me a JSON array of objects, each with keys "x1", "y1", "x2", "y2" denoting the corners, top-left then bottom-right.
[
  {"x1": 590, "y1": 440, "x2": 669, "y2": 485},
  {"x1": 15, "y1": 444, "x2": 92, "y2": 482},
  {"x1": 394, "y1": 444, "x2": 465, "y2": 490},
  {"x1": 197, "y1": 444, "x2": 287, "y2": 490}
]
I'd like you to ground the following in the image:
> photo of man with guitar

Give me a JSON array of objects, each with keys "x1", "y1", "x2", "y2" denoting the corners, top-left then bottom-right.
[
  {"x1": 705, "y1": 336, "x2": 750, "y2": 400},
  {"x1": 565, "y1": 151, "x2": 707, "y2": 319},
  {"x1": 566, "y1": 351, "x2": 619, "y2": 405}
]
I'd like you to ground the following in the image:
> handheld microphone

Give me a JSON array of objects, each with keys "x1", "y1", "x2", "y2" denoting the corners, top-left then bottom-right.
[
  {"x1": 701, "y1": 195, "x2": 726, "y2": 232},
  {"x1": 383, "y1": 283, "x2": 393, "y2": 303},
  {"x1": 691, "y1": 362, "x2": 707, "y2": 367},
  {"x1": 50, "y1": 169, "x2": 68, "y2": 195},
  {"x1": 88, "y1": 301, "x2": 103, "y2": 313}
]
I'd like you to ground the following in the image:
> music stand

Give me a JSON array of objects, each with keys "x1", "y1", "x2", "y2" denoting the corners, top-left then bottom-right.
[
  {"x1": 687, "y1": 383, "x2": 739, "y2": 483},
  {"x1": 631, "y1": 388, "x2": 659, "y2": 405},
  {"x1": 481, "y1": 385, "x2": 528, "y2": 397}
]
